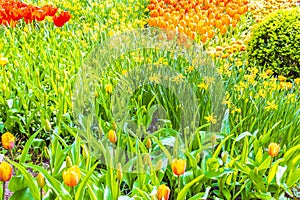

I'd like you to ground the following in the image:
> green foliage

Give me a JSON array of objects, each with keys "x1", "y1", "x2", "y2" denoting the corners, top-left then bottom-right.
[{"x1": 247, "y1": 7, "x2": 300, "y2": 78}]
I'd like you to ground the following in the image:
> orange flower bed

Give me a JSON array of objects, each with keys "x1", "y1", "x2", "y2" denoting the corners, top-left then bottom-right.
[
  {"x1": 147, "y1": 0, "x2": 248, "y2": 42},
  {"x1": 0, "y1": 0, "x2": 71, "y2": 27}
]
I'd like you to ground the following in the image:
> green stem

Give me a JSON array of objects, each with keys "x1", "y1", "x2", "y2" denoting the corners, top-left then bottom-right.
[
  {"x1": 178, "y1": 175, "x2": 180, "y2": 194},
  {"x1": 72, "y1": 187, "x2": 75, "y2": 200},
  {"x1": 3, "y1": 181, "x2": 5, "y2": 200},
  {"x1": 40, "y1": 188, "x2": 43, "y2": 200},
  {"x1": 9, "y1": 150, "x2": 13, "y2": 162}
]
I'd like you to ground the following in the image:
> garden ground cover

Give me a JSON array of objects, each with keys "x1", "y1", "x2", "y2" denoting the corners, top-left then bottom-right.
[{"x1": 0, "y1": 0, "x2": 299, "y2": 199}]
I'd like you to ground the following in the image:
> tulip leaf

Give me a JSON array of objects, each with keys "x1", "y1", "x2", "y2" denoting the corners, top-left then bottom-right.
[
  {"x1": 19, "y1": 128, "x2": 43, "y2": 164},
  {"x1": 75, "y1": 162, "x2": 98, "y2": 200},
  {"x1": 267, "y1": 158, "x2": 284, "y2": 184},
  {"x1": 177, "y1": 174, "x2": 205, "y2": 200},
  {"x1": 26, "y1": 164, "x2": 72, "y2": 200},
  {"x1": 212, "y1": 134, "x2": 234, "y2": 159},
  {"x1": 9, "y1": 187, "x2": 34, "y2": 200},
  {"x1": 286, "y1": 168, "x2": 300, "y2": 188},
  {"x1": 7, "y1": 160, "x2": 40, "y2": 200}
]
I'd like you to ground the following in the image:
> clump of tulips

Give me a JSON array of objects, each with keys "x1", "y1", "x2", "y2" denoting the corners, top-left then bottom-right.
[
  {"x1": 147, "y1": 0, "x2": 248, "y2": 42},
  {"x1": 0, "y1": 0, "x2": 71, "y2": 27}
]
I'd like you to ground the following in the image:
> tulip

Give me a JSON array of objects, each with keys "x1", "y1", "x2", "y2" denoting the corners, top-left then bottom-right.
[
  {"x1": 105, "y1": 84, "x2": 113, "y2": 94},
  {"x1": 1, "y1": 132, "x2": 15, "y2": 150},
  {"x1": 53, "y1": 11, "x2": 71, "y2": 27},
  {"x1": 0, "y1": 161, "x2": 13, "y2": 200},
  {"x1": 108, "y1": 129, "x2": 117, "y2": 144},
  {"x1": 268, "y1": 143, "x2": 280, "y2": 157},
  {"x1": 62, "y1": 165, "x2": 80, "y2": 187},
  {"x1": 157, "y1": 184, "x2": 170, "y2": 200},
  {"x1": 171, "y1": 159, "x2": 186, "y2": 176},
  {"x1": 37, "y1": 173, "x2": 45, "y2": 188},
  {"x1": 0, "y1": 161, "x2": 13, "y2": 182}
]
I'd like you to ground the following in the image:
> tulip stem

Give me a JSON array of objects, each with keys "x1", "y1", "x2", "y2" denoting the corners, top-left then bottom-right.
[
  {"x1": 9, "y1": 150, "x2": 13, "y2": 162},
  {"x1": 178, "y1": 175, "x2": 180, "y2": 194},
  {"x1": 3, "y1": 181, "x2": 5, "y2": 200},
  {"x1": 40, "y1": 188, "x2": 43, "y2": 200},
  {"x1": 72, "y1": 187, "x2": 75, "y2": 199}
]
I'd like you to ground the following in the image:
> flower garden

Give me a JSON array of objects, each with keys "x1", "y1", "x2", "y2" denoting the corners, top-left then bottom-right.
[{"x1": 0, "y1": 0, "x2": 300, "y2": 199}]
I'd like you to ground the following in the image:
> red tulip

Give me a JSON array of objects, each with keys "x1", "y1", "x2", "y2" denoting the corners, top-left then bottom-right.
[{"x1": 53, "y1": 11, "x2": 71, "y2": 27}]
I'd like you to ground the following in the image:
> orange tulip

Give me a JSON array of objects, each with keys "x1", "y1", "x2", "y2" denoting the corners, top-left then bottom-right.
[
  {"x1": 1, "y1": 132, "x2": 15, "y2": 150},
  {"x1": 62, "y1": 165, "x2": 81, "y2": 187},
  {"x1": 157, "y1": 184, "x2": 170, "y2": 200},
  {"x1": 171, "y1": 159, "x2": 186, "y2": 176},
  {"x1": 0, "y1": 161, "x2": 13, "y2": 182},
  {"x1": 268, "y1": 143, "x2": 280, "y2": 157}
]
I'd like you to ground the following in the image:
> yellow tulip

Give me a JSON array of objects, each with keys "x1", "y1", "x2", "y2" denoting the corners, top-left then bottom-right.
[
  {"x1": 1, "y1": 132, "x2": 15, "y2": 150},
  {"x1": 108, "y1": 129, "x2": 117, "y2": 144},
  {"x1": 157, "y1": 184, "x2": 170, "y2": 200},
  {"x1": 0, "y1": 161, "x2": 13, "y2": 182},
  {"x1": 62, "y1": 165, "x2": 81, "y2": 187},
  {"x1": 171, "y1": 159, "x2": 186, "y2": 176}
]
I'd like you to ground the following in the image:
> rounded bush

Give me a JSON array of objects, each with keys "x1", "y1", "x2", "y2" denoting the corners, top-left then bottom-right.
[{"x1": 247, "y1": 7, "x2": 300, "y2": 79}]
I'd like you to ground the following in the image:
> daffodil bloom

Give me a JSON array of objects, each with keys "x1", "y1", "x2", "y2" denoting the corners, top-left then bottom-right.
[{"x1": 204, "y1": 114, "x2": 217, "y2": 124}]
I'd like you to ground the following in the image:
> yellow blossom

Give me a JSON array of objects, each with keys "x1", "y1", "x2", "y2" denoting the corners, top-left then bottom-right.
[
  {"x1": 197, "y1": 82, "x2": 208, "y2": 90},
  {"x1": 172, "y1": 73, "x2": 184, "y2": 84},
  {"x1": 149, "y1": 74, "x2": 161, "y2": 84},
  {"x1": 265, "y1": 100, "x2": 278, "y2": 111},
  {"x1": 204, "y1": 114, "x2": 217, "y2": 124}
]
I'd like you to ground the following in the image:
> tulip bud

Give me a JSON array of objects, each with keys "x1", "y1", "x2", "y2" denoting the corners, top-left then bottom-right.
[
  {"x1": 112, "y1": 122, "x2": 117, "y2": 131},
  {"x1": 157, "y1": 184, "x2": 170, "y2": 200},
  {"x1": 37, "y1": 173, "x2": 45, "y2": 188},
  {"x1": 94, "y1": 90, "x2": 99, "y2": 98},
  {"x1": 171, "y1": 159, "x2": 186, "y2": 176},
  {"x1": 156, "y1": 159, "x2": 163, "y2": 170},
  {"x1": 105, "y1": 84, "x2": 113, "y2": 94},
  {"x1": 116, "y1": 163, "x2": 123, "y2": 180},
  {"x1": 0, "y1": 161, "x2": 13, "y2": 182},
  {"x1": 1, "y1": 83, "x2": 6, "y2": 92},
  {"x1": 1, "y1": 132, "x2": 15, "y2": 150},
  {"x1": 108, "y1": 129, "x2": 117, "y2": 144},
  {"x1": 268, "y1": 143, "x2": 280, "y2": 157},
  {"x1": 66, "y1": 156, "x2": 73, "y2": 168},
  {"x1": 44, "y1": 119, "x2": 51, "y2": 132},
  {"x1": 146, "y1": 138, "x2": 152, "y2": 149},
  {"x1": 221, "y1": 151, "x2": 228, "y2": 164}
]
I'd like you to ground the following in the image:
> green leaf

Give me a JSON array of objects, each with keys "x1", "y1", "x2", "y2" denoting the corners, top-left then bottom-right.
[
  {"x1": 8, "y1": 175, "x2": 28, "y2": 192},
  {"x1": 25, "y1": 164, "x2": 72, "y2": 200},
  {"x1": 9, "y1": 187, "x2": 35, "y2": 200},
  {"x1": 276, "y1": 165, "x2": 287, "y2": 187},
  {"x1": 177, "y1": 174, "x2": 205, "y2": 200},
  {"x1": 75, "y1": 162, "x2": 98, "y2": 200},
  {"x1": 7, "y1": 160, "x2": 40, "y2": 200},
  {"x1": 212, "y1": 134, "x2": 233, "y2": 159},
  {"x1": 19, "y1": 129, "x2": 43, "y2": 164},
  {"x1": 283, "y1": 143, "x2": 300, "y2": 162},
  {"x1": 257, "y1": 156, "x2": 271, "y2": 172},
  {"x1": 267, "y1": 158, "x2": 284, "y2": 184},
  {"x1": 286, "y1": 168, "x2": 300, "y2": 188}
]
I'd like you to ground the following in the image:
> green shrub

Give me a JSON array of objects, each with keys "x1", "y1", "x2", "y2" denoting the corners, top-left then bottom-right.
[{"x1": 247, "y1": 7, "x2": 300, "y2": 79}]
